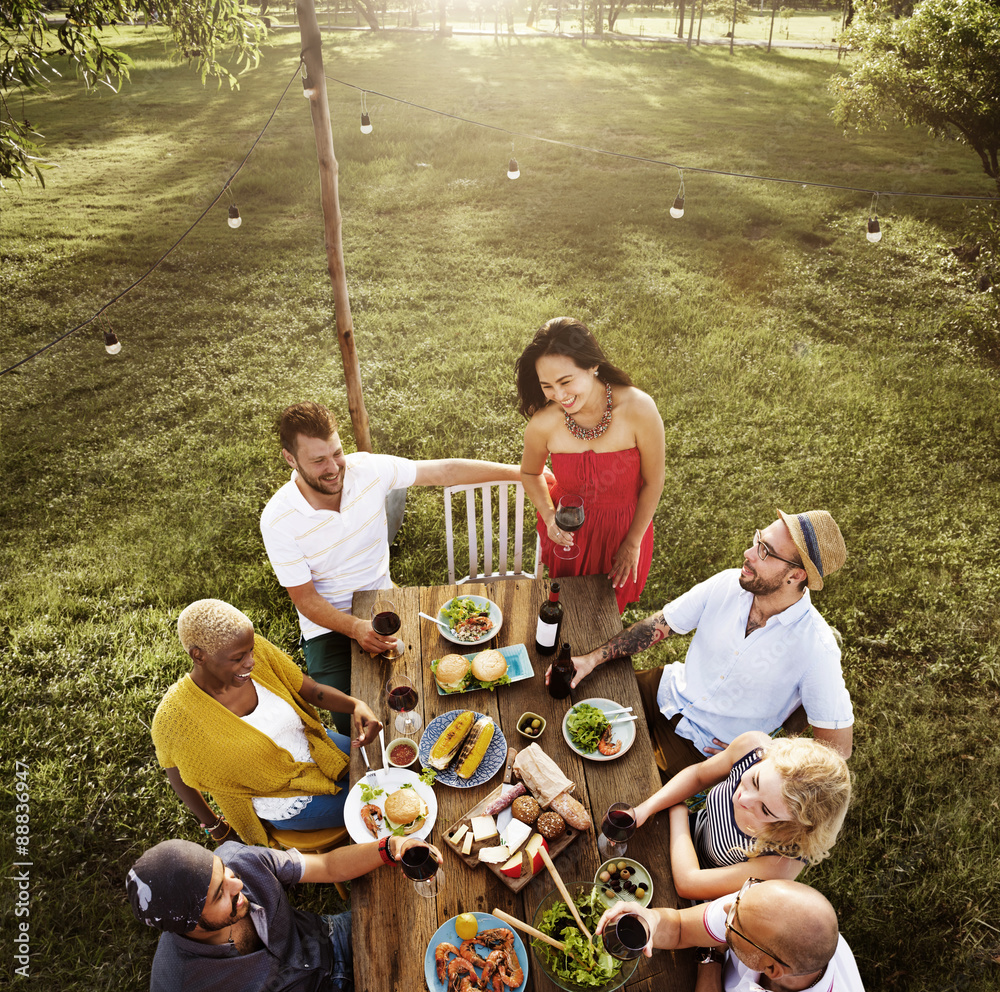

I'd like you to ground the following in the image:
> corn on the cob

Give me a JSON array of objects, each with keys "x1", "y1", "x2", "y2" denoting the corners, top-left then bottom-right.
[
  {"x1": 428, "y1": 710, "x2": 476, "y2": 769},
  {"x1": 456, "y1": 716, "x2": 495, "y2": 779}
]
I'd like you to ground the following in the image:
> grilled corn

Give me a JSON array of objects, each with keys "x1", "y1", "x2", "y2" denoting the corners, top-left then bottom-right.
[
  {"x1": 428, "y1": 710, "x2": 476, "y2": 769},
  {"x1": 456, "y1": 716, "x2": 496, "y2": 779}
]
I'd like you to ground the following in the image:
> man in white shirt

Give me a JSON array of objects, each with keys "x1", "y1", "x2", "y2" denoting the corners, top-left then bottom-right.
[
  {"x1": 260, "y1": 402, "x2": 523, "y2": 730},
  {"x1": 551, "y1": 509, "x2": 853, "y2": 773},
  {"x1": 596, "y1": 877, "x2": 865, "y2": 992}
]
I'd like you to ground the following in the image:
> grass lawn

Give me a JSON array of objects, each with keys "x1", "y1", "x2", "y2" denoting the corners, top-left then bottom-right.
[{"x1": 2, "y1": 27, "x2": 999, "y2": 991}]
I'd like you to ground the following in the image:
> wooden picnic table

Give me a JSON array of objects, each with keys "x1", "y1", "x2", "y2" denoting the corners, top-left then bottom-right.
[{"x1": 349, "y1": 575, "x2": 697, "y2": 992}]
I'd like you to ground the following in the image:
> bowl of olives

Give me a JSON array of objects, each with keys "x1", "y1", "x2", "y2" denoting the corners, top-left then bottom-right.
[
  {"x1": 594, "y1": 858, "x2": 653, "y2": 909},
  {"x1": 517, "y1": 712, "x2": 547, "y2": 740}
]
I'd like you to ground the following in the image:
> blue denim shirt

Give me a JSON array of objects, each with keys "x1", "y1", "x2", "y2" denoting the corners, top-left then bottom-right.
[{"x1": 149, "y1": 842, "x2": 351, "y2": 992}]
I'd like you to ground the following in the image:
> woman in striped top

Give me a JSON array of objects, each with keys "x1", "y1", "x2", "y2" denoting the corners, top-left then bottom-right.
[{"x1": 633, "y1": 731, "x2": 850, "y2": 901}]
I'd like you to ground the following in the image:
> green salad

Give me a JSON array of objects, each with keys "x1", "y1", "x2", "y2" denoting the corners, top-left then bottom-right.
[
  {"x1": 532, "y1": 890, "x2": 621, "y2": 989},
  {"x1": 566, "y1": 703, "x2": 610, "y2": 754}
]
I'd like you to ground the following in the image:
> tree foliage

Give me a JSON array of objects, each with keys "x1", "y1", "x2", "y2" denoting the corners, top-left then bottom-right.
[
  {"x1": 1, "y1": 1, "x2": 266, "y2": 186},
  {"x1": 832, "y1": 0, "x2": 1000, "y2": 194}
]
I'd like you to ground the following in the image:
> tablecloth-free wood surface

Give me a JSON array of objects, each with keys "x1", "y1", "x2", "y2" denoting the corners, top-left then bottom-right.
[{"x1": 349, "y1": 575, "x2": 697, "y2": 992}]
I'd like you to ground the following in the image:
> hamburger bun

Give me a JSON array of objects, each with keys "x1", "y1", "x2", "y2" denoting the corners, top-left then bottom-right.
[
  {"x1": 471, "y1": 649, "x2": 507, "y2": 682},
  {"x1": 383, "y1": 787, "x2": 428, "y2": 835},
  {"x1": 435, "y1": 653, "x2": 471, "y2": 693}
]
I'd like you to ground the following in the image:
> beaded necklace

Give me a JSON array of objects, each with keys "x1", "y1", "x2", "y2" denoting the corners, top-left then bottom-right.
[{"x1": 564, "y1": 380, "x2": 613, "y2": 441}]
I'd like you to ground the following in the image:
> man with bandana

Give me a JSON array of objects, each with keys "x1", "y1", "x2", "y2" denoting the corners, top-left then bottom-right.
[
  {"x1": 549, "y1": 510, "x2": 854, "y2": 774},
  {"x1": 127, "y1": 834, "x2": 441, "y2": 991},
  {"x1": 596, "y1": 877, "x2": 865, "y2": 992}
]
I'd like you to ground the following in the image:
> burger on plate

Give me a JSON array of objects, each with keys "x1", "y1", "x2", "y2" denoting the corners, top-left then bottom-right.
[
  {"x1": 383, "y1": 787, "x2": 429, "y2": 835},
  {"x1": 471, "y1": 649, "x2": 507, "y2": 683},
  {"x1": 434, "y1": 653, "x2": 471, "y2": 693}
]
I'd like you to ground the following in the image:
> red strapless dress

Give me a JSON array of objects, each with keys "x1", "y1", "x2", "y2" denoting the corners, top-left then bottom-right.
[{"x1": 538, "y1": 448, "x2": 654, "y2": 612}]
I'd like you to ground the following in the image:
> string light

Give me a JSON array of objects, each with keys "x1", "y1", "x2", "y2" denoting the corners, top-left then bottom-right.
[
  {"x1": 228, "y1": 204, "x2": 242, "y2": 229},
  {"x1": 360, "y1": 91, "x2": 372, "y2": 133},
  {"x1": 103, "y1": 330, "x2": 122, "y2": 355},
  {"x1": 670, "y1": 172, "x2": 685, "y2": 218},
  {"x1": 301, "y1": 60, "x2": 316, "y2": 99},
  {"x1": 866, "y1": 192, "x2": 882, "y2": 243},
  {"x1": 507, "y1": 141, "x2": 519, "y2": 180}
]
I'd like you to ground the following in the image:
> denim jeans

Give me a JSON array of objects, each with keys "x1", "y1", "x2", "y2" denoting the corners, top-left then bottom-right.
[{"x1": 320, "y1": 911, "x2": 354, "y2": 991}]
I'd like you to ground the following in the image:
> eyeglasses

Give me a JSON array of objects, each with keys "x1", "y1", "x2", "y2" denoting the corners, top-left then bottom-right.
[
  {"x1": 725, "y1": 877, "x2": 790, "y2": 969},
  {"x1": 754, "y1": 530, "x2": 804, "y2": 570}
]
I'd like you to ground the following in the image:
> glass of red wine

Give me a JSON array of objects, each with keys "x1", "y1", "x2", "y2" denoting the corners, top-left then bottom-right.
[
  {"x1": 598, "y1": 801, "x2": 637, "y2": 859},
  {"x1": 553, "y1": 493, "x2": 585, "y2": 561},
  {"x1": 386, "y1": 674, "x2": 421, "y2": 735},
  {"x1": 602, "y1": 911, "x2": 649, "y2": 961},
  {"x1": 371, "y1": 599, "x2": 403, "y2": 661},
  {"x1": 400, "y1": 843, "x2": 444, "y2": 898}
]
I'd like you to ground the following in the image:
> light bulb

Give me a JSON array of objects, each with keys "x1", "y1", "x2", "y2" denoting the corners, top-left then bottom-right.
[
  {"x1": 302, "y1": 76, "x2": 316, "y2": 98},
  {"x1": 103, "y1": 330, "x2": 122, "y2": 355},
  {"x1": 670, "y1": 195, "x2": 685, "y2": 219},
  {"x1": 507, "y1": 157, "x2": 520, "y2": 180},
  {"x1": 360, "y1": 112, "x2": 373, "y2": 134},
  {"x1": 228, "y1": 205, "x2": 242, "y2": 229},
  {"x1": 866, "y1": 217, "x2": 881, "y2": 243}
]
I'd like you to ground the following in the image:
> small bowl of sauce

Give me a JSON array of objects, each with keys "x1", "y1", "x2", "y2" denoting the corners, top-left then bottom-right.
[{"x1": 387, "y1": 738, "x2": 418, "y2": 768}]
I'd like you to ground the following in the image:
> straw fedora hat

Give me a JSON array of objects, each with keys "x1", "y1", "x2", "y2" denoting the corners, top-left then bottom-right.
[{"x1": 776, "y1": 509, "x2": 846, "y2": 591}]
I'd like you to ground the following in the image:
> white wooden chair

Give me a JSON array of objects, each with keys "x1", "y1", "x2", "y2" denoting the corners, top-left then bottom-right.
[{"x1": 444, "y1": 481, "x2": 541, "y2": 584}]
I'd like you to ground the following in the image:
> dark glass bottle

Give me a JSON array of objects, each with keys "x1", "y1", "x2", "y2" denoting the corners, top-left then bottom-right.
[
  {"x1": 535, "y1": 582, "x2": 563, "y2": 655},
  {"x1": 548, "y1": 642, "x2": 575, "y2": 700}
]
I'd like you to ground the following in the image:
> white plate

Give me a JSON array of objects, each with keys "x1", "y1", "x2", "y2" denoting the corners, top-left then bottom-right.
[
  {"x1": 343, "y1": 767, "x2": 438, "y2": 845},
  {"x1": 594, "y1": 857, "x2": 654, "y2": 909},
  {"x1": 561, "y1": 697, "x2": 637, "y2": 762},
  {"x1": 435, "y1": 595, "x2": 503, "y2": 647}
]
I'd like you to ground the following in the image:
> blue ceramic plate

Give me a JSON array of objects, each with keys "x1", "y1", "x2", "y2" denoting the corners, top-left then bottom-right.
[
  {"x1": 435, "y1": 595, "x2": 503, "y2": 647},
  {"x1": 562, "y1": 697, "x2": 637, "y2": 763},
  {"x1": 434, "y1": 644, "x2": 535, "y2": 696},
  {"x1": 418, "y1": 709, "x2": 507, "y2": 789},
  {"x1": 423, "y1": 912, "x2": 528, "y2": 992}
]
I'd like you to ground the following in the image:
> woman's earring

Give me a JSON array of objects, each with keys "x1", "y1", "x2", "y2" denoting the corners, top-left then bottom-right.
[{"x1": 592, "y1": 369, "x2": 599, "y2": 376}]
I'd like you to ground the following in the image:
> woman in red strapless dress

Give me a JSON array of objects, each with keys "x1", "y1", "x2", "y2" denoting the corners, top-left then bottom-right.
[{"x1": 516, "y1": 317, "x2": 665, "y2": 612}]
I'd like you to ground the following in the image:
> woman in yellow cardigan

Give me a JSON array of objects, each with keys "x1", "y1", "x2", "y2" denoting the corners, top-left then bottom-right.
[{"x1": 152, "y1": 599, "x2": 381, "y2": 847}]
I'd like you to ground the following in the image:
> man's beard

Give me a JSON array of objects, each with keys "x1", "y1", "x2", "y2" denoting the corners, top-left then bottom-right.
[
  {"x1": 738, "y1": 563, "x2": 790, "y2": 597},
  {"x1": 296, "y1": 463, "x2": 344, "y2": 496},
  {"x1": 197, "y1": 894, "x2": 247, "y2": 931}
]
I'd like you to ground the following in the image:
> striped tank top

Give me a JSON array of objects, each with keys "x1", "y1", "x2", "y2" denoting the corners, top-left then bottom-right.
[{"x1": 692, "y1": 746, "x2": 765, "y2": 868}]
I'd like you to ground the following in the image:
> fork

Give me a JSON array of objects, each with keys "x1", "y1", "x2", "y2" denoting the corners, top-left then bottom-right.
[{"x1": 360, "y1": 746, "x2": 381, "y2": 790}]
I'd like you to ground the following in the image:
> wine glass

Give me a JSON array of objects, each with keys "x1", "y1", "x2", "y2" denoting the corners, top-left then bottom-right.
[
  {"x1": 602, "y1": 911, "x2": 649, "y2": 961},
  {"x1": 598, "y1": 801, "x2": 636, "y2": 859},
  {"x1": 553, "y1": 494, "x2": 585, "y2": 561},
  {"x1": 400, "y1": 843, "x2": 444, "y2": 899},
  {"x1": 386, "y1": 674, "x2": 422, "y2": 735},
  {"x1": 371, "y1": 598, "x2": 403, "y2": 661}
]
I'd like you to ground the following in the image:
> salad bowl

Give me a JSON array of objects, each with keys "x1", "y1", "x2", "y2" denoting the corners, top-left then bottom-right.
[
  {"x1": 561, "y1": 698, "x2": 637, "y2": 763},
  {"x1": 435, "y1": 595, "x2": 503, "y2": 647},
  {"x1": 530, "y1": 881, "x2": 639, "y2": 992}
]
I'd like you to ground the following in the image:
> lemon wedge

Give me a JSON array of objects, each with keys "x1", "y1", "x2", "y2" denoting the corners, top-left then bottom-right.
[{"x1": 455, "y1": 913, "x2": 478, "y2": 941}]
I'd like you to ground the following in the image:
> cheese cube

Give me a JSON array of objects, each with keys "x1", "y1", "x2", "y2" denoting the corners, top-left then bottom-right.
[
  {"x1": 470, "y1": 815, "x2": 498, "y2": 842},
  {"x1": 462, "y1": 832, "x2": 474, "y2": 856},
  {"x1": 451, "y1": 824, "x2": 469, "y2": 846},
  {"x1": 500, "y1": 818, "x2": 532, "y2": 853}
]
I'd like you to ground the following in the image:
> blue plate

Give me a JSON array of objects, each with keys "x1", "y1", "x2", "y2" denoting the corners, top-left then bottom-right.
[
  {"x1": 434, "y1": 644, "x2": 535, "y2": 696},
  {"x1": 418, "y1": 709, "x2": 508, "y2": 789},
  {"x1": 423, "y1": 912, "x2": 528, "y2": 992}
]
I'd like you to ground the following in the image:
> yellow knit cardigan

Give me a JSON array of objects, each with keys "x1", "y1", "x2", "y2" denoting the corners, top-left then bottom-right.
[{"x1": 152, "y1": 634, "x2": 349, "y2": 847}]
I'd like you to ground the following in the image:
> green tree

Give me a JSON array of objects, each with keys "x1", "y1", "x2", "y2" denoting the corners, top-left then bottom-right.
[
  {"x1": 832, "y1": 0, "x2": 1000, "y2": 195},
  {"x1": 1, "y1": 1, "x2": 266, "y2": 185}
]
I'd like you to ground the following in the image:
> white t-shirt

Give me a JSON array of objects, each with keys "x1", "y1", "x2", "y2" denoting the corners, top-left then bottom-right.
[
  {"x1": 702, "y1": 894, "x2": 866, "y2": 992},
  {"x1": 260, "y1": 451, "x2": 417, "y2": 640},
  {"x1": 657, "y1": 569, "x2": 853, "y2": 756}
]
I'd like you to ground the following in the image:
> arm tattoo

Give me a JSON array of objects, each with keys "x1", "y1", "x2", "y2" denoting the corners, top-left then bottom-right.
[
  {"x1": 316, "y1": 689, "x2": 325, "y2": 703},
  {"x1": 599, "y1": 612, "x2": 669, "y2": 661}
]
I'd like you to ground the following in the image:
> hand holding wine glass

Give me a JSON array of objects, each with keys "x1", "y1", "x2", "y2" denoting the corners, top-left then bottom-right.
[
  {"x1": 370, "y1": 598, "x2": 403, "y2": 661},
  {"x1": 386, "y1": 674, "x2": 422, "y2": 735},
  {"x1": 553, "y1": 493, "x2": 585, "y2": 561},
  {"x1": 598, "y1": 801, "x2": 637, "y2": 859},
  {"x1": 398, "y1": 839, "x2": 444, "y2": 898}
]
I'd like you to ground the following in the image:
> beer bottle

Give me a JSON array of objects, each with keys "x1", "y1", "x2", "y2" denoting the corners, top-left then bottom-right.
[
  {"x1": 534, "y1": 582, "x2": 563, "y2": 656},
  {"x1": 548, "y1": 642, "x2": 575, "y2": 700}
]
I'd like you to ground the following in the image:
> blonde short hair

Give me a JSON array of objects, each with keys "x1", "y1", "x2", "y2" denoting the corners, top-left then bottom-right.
[
  {"x1": 177, "y1": 599, "x2": 253, "y2": 656},
  {"x1": 744, "y1": 738, "x2": 851, "y2": 866}
]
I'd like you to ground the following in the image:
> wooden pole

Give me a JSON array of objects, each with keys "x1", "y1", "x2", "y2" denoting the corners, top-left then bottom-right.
[{"x1": 296, "y1": 0, "x2": 372, "y2": 452}]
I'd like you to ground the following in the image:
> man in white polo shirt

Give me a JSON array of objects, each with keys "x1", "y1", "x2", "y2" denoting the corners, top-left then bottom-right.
[
  {"x1": 261, "y1": 402, "x2": 522, "y2": 731},
  {"x1": 550, "y1": 509, "x2": 853, "y2": 772},
  {"x1": 596, "y1": 877, "x2": 865, "y2": 992}
]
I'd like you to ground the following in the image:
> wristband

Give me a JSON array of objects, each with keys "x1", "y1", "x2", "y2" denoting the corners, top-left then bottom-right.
[
  {"x1": 699, "y1": 948, "x2": 725, "y2": 966},
  {"x1": 378, "y1": 836, "x2": 396, "y2": 865}
]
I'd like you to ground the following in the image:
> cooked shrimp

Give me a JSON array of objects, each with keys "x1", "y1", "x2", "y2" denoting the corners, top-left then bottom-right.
[
  {"x1": 359, "y1": 802, "x2": 383, "y2": 838},
  {"x1": 434, "y1": 942, "x2": 460, "y2": 982},
  {"x1": 458, "y1": 938, "x2": 487, "y2": 968},
  {"x1": 597, "y1": 725, "x2": 622, "y2": 756},
  {"x1": 447, "y1": 957, "x2": 479, "y2": 992}
]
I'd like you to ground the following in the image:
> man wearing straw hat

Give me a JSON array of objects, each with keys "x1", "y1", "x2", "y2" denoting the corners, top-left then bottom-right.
[{"x1": 553, "y1": 509, "x2": 853, "y2": 774}]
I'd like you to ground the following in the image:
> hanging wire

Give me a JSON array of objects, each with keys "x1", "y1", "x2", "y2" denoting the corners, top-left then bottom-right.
[
  {"x1": 323, "y1": 74, "x2": 998, "y2": 203},
  {"x1": 1, "y1": 61, "x2": 304, "y2": 377}
]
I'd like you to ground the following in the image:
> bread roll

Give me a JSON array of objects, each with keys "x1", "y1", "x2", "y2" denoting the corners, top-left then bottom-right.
[{"x1": 471, "y1": 649, "x2": 507, "y2": 682}]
